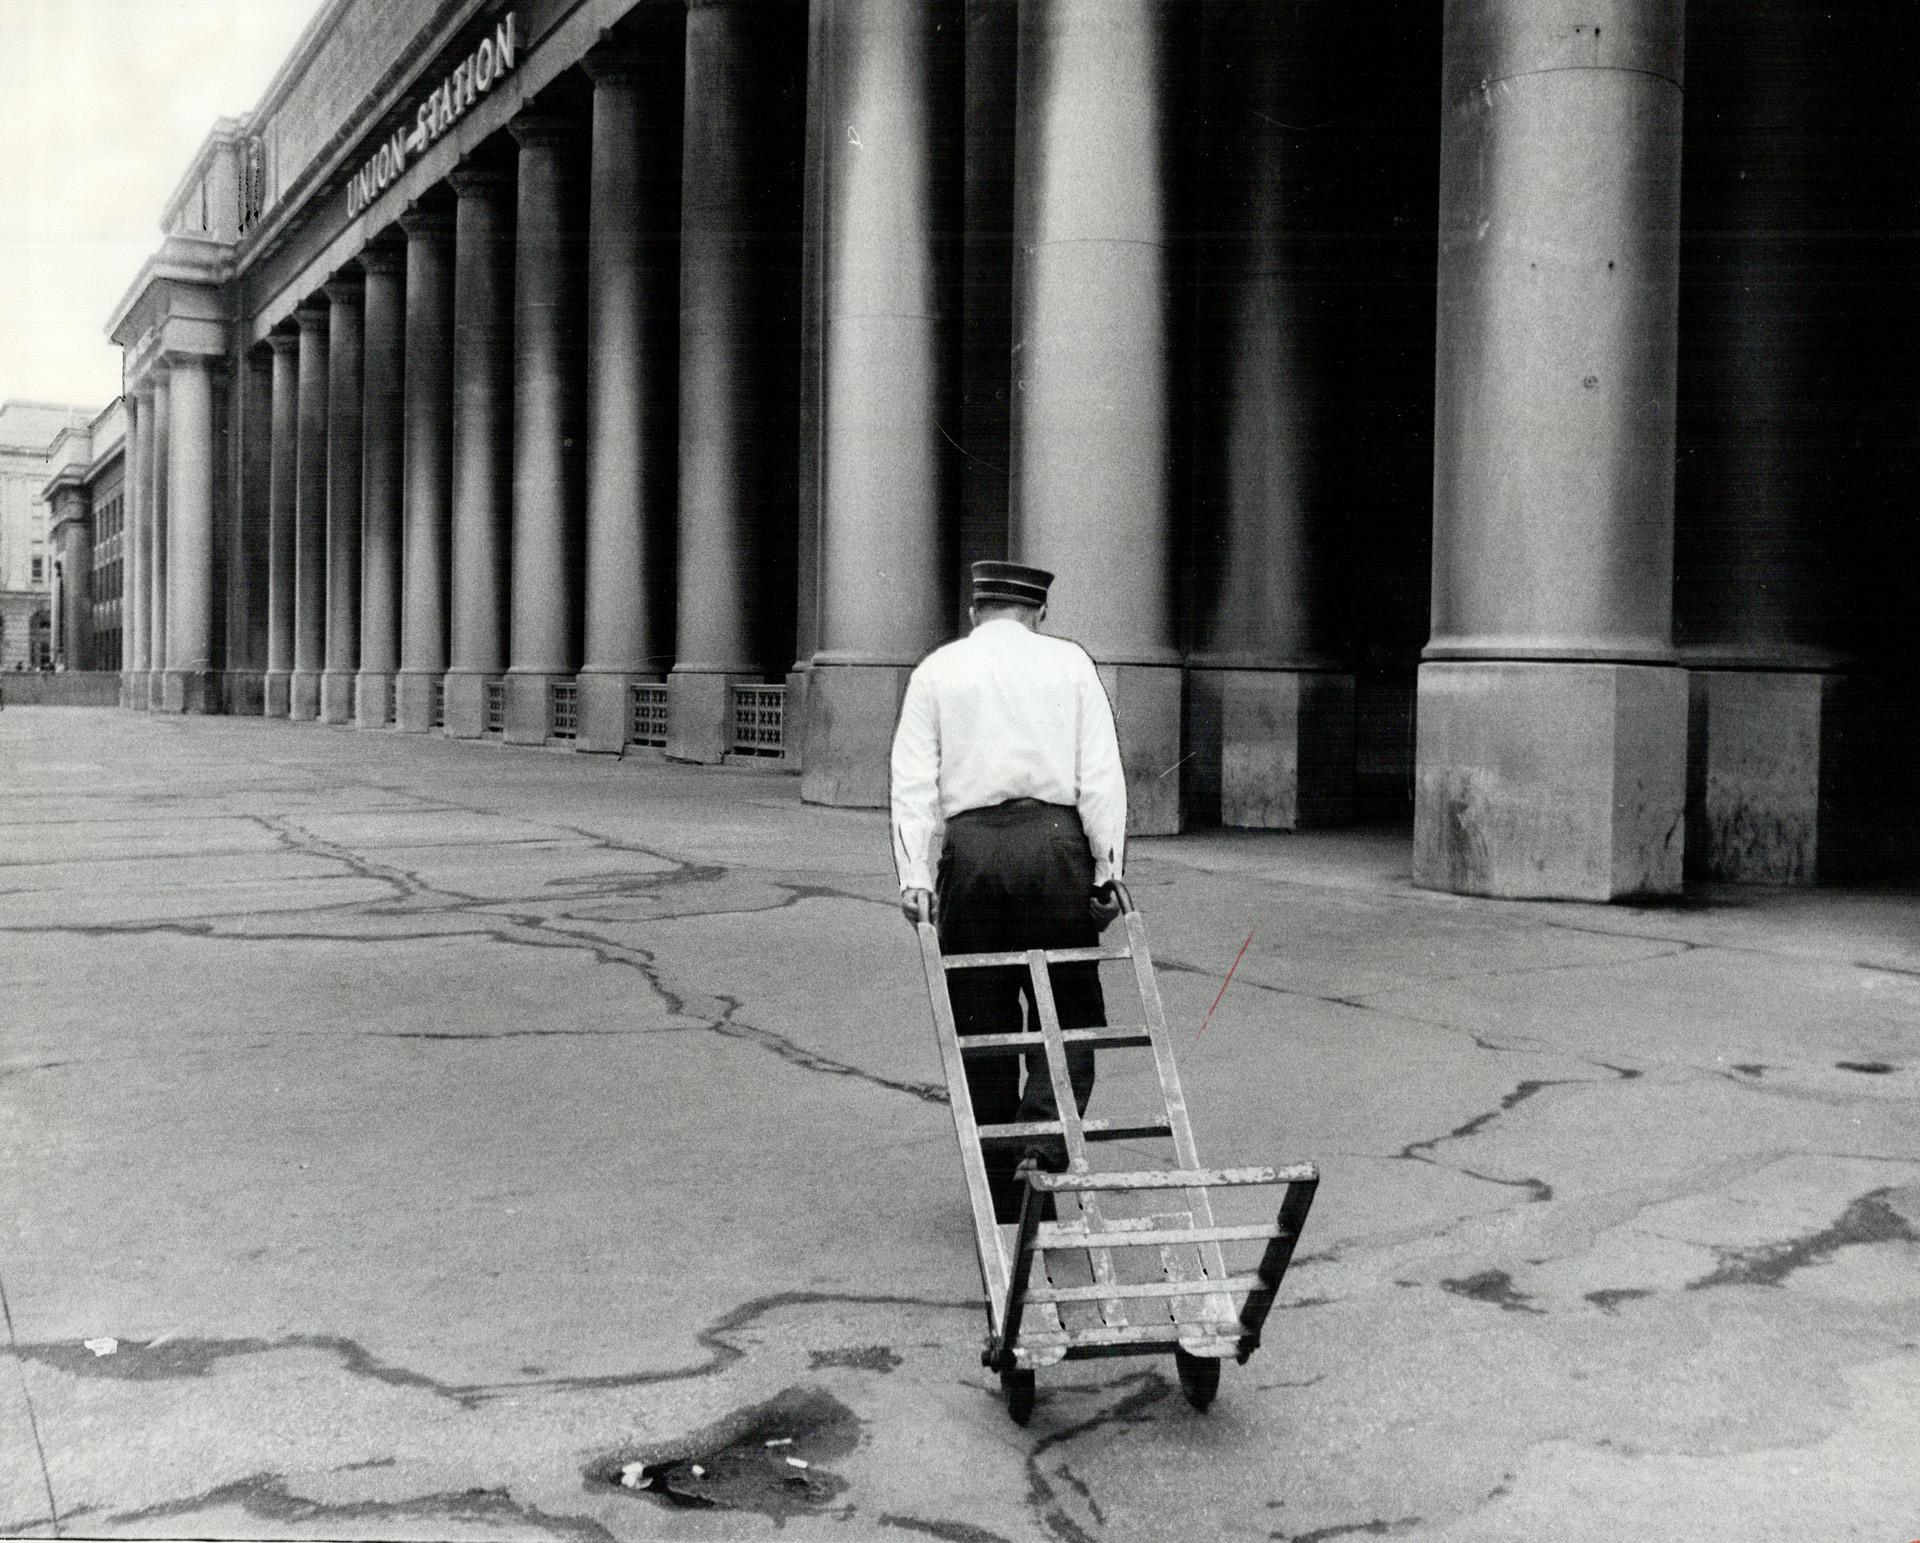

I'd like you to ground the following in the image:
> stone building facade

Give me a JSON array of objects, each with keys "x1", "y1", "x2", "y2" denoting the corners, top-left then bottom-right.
[
  {"x1": 39, "y1": 401, "x2": 129, "y2": 674},
  {"x1": 105, "y1": 0, "x2": 1919, "y2": 896},
  {"x1": 2, "y1": 401, "x2": 98, "y2": 672}
]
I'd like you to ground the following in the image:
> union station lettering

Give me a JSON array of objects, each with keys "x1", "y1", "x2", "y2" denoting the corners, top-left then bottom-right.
[{"x1": 346, "y1": 14, "x2": 517, "y2": 219}]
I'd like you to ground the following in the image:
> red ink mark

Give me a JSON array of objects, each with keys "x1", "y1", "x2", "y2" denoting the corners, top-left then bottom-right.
[{"x1": 1195, "y1": 931, "x2": 1255, "y2": 1040}]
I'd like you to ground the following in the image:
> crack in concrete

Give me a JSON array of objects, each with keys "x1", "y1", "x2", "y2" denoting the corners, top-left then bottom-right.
[
  {"x1": 101, "y1": 1471, "x2": 614, "y2": 1543},
  {"x1": 4, "y1": 811, "x2": 951, "y2": 1108},
  {"x1": 16, "y1": 1291, "x2": 978, "y2": 1410},
  {"x1": 1276, "y1": 1516, "x2": 1425, "y2": 1543},
  {"x1": 879, "y1": 1514, "x2": 1019, "y2": 1543},
  {"x1": 1687, "y1": 1187, "x2": 1919, "y2": 1290},
  {"x1": 0, "y1": 1269, "x2": 61, "y2": 1538},
  {"x1": 1022, "y1": 1371, "x2": 1173, "y2": 1542}
]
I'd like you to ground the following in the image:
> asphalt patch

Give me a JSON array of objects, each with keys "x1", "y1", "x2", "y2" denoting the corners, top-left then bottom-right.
[{"x1": 591, "y1": 1385, "x2": 860, "y2": 1520}]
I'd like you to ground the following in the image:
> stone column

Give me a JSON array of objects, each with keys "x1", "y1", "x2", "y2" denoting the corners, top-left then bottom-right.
[
  {"x1": 228, "y1": 348, "x2": 272, "y2": 713},
  {"x1": 577, "y1": 38, "x2": 683, "y2": 754},
  {"x1": 160, "y1": 352, "x2": 218, "y2": 713},
  {"x1": 123, "y1": 388, "x2": 150, "y2": 705},
  {"x1": 320, "y1": 274, "x2": 364, "y2": 725},
  {"x1": 51, "y1": 489, "x2": 91, "y2": 671},
  {"x1": 264, "y1": 332, "x2": 299, "y2": 716},
  {"x1": 801, "y1": 0, "x2": 959, "y2": 806},
  {"x1": 504, "y1": 113, "x2": 588, "y2": 746},
  {"x1": 1010, "y1": 0, "x2": 1180, "y2": 832},
  {"x1": 1415, "y1": 0, "x2": 1687, "y2": 900},
  {"x1": 291, "y1": 301, "x2": 330, "y2": 721},
  {"x1": 395, "y1": 207, "x2": 455, "y2": 733},
  {"x1": 355, "y1": 246, "x2": 406, "y2": 728},
  {"x1": 666, "y1": 0, "x2": 806, "y2": 764},
  {"x1": 443, "y1": 164, "x2": 516, "y2": 739},
  {"x1": 147, "y1": 368, "x2": 171, "y2": 710},
  {"x1": 1185, "y1": 0, "x2": 1351, "y2": 832},
  {"x1": 1675, "y1": 1, "x2": 1867, "y2": 882}
]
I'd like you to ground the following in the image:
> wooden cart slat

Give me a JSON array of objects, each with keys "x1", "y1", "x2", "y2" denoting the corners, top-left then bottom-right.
[
  {"x1": 1028, "y1": 1164, "x2": 1316, "y2": 1192},
  {"x1": 943, "y1": 942, "x2": 1134, "y2": 970},
  {"x1": 976, "y1": 1117, "x2": 1173, "y2": 1146},
  {"x1": 958, "y1": 1027, "x2": 1153, "y2": 1056},
  {"x1": 1034, "y1": 1222, "x2": 1291, "y2": 1251},
  {"x1": 1023, "y1": 1272, "x2": 1273, "y2": 1306}
]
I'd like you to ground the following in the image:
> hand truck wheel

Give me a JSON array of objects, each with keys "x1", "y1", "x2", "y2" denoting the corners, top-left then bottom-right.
[
  {"x1": 1174, "y1": 1348, "x2": 1220, "y2": 1411},
  {"x1": 1000, "y1": 1367, "x2": 1036, "y2": 1425}
]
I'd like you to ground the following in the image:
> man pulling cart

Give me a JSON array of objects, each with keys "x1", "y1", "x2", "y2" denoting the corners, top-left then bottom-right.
[{"x1": 892, "y1": 562, "x2": 1319, "y2": 1424}]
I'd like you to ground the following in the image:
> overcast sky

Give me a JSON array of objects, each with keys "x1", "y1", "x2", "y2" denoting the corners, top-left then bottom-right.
[{"x1": 1, "y1": 0, "x2": 327, "y2": 414}]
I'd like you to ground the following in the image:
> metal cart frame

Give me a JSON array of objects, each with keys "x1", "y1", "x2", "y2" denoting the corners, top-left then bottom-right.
[{"x1": 914, "y1": 883, "x2": 1319, "y2": 1423}]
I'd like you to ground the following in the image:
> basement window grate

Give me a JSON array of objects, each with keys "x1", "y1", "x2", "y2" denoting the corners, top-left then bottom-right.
[
  {"x1": 549, "y1": 681, "x2": 578, "y2": 741},
  {"x1": 483, "y1": 678, "x2": 506, "y2": 736},
  {"x1": 430, "y1": 679, "x2": 445, "y2": 728},
  {"x1": 629, "y1": 683, "x2": 668, "y2": 748},
  {"x1": 730, "y1": 684, "x2": 786, "y2": 758}
]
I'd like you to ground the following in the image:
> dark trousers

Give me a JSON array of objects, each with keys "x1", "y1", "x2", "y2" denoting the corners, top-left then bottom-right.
[{"x1": 937, "y1": 800, "x2": 1104, "y2": 1219}]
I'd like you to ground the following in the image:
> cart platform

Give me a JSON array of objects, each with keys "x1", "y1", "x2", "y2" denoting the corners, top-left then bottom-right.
[{"x1": 913, "y1": 883, "x2": 1319, "y2": 1423}]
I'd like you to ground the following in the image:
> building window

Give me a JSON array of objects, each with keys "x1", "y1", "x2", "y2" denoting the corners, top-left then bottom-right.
[{"x1": 30, "y1": 555, "x2": 44, "y2": 584}]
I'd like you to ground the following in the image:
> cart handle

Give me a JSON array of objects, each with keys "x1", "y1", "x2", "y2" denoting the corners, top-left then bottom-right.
[
  {"x1": 912, "y1": 891, "x2": 934, "y2": 927},
  {"x1": 1110, "y1": 879, "x2": 1137, "y2": 916}
]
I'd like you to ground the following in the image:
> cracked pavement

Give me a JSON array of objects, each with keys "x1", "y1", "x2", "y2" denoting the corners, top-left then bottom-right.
[{"x1": 2, "y1": 709, "x2": 1917, "y2": 1542}]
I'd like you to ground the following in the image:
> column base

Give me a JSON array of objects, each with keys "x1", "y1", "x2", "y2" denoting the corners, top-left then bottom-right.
[
  {"x1": 1414, "y1": 661, "x2": 1687, "y2": 900},
  {"x1": 504, "y1": 671, "x2": 565, "y2": 746},
  {"x1": 1185, "y1": 669, "x2": 1354, "y2": 830},
  {"x1": 665, "y1": 670, "x2": 754, "y2": 765},
  {"x1": 1686, "y1": 669, "x2": 1873, "y2": 883},
  {"x1": 442, "y1": 670, "x2": 494, "y2": 740},
  {"x1": 355, "y1": 672, "x2": 396, "y2": 729},
  {"x1": 158, "y1": 669, "x2": 220, "y2": 715},
  {"x1": 394, "y1": 670, "x2": 444, "y2": 733},
  {"x1": 224, "y1": 671, "x2": 266, "y2": 715},
  {"x1": 783, "y1": 668, "x2": 811, "y2": 774},
  {"x1": 291, "y1": 670, "x2": 322, "y2": 721},
  {"x1": 320, "y1": 670, "x2": 356, "y2": 725},
  {"x1": 264, "y1": 671, "x2": 291, "y2": 718},
  {"x1": 575, "y1": 671, "x2": 646, "y2": 755},
  {"x1": 800, "y1": 663, "x2": 912, "y2": 807},
  {"x1": 147, "y1": 671, "x2": 167, "y2": 710},
  {"x1": 123, "y1": 671, "x2": 149, "y2": 709},
  {"x1": 1099, "y1": 663, "x2": 1182, "y2": 837}
]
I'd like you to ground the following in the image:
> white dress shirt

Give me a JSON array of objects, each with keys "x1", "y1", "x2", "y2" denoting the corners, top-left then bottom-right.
[{"x1": 889, "y1": 617, "x2": 1128, "y2": 893}]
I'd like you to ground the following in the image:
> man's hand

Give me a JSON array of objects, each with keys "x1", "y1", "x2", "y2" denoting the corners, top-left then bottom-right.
[
  {"x1": 1089, "y1": 882, "x2": 1121, "y2": 932},
  {"x1": 901, "y1": 888, "x2": 936, "y2": 927}
]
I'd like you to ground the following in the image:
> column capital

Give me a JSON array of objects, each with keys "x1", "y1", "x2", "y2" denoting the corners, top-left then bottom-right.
[
  {"x1": 448, "y1": 162, "x2": 514, "y2": 197},
  {"x1": 509, "y1": 111, "x2": 582, "y2": 150},
  {"x1": 357, "y1": 240, "x2": 407, "y2": 276},
  {"x1": 323, "y1": 273, "x2": 364, "y2": 305},
  {"x1": 265, "y1": 328, "x2": 300, "y2": 357},
  {"x1": 399, "y1": 201, "x2": 455, "y2": 240},
  {"x1": 581, "y1": 42, "x2": 648, "y2": 85},
  {"x1": 295, "y1": 300, "x2": 330, "y2": 333},
  {"x1": 158, "y1": 347, "x2": 223, "y2": 381}
]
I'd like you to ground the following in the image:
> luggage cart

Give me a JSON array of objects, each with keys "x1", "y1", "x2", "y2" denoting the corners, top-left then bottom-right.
[{"x1": 913, "y1": 883, "x2": 1319, "y2": 1424}]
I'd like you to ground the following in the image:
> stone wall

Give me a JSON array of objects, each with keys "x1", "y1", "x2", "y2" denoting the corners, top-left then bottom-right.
[{"x1": 0, "y1": 672, "x2": 121, "y2": 707}]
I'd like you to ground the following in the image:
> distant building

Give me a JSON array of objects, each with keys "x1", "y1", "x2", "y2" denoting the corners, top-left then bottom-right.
[
  {"x1": 2, "y1": 400, "x2": 97, "y2": 671},
  {"x1": 39, "y1": 401, "x2": 128, "y2": 673},
  {"x1": 103, "y1": 0, "x2": 1920, "y2": 896}
]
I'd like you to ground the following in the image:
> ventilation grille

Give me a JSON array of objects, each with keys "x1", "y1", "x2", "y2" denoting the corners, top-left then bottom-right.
[
  {"x1": 629, "y1": 683, "x2": 668, "y2": 748},
  {"x1": 730, "y1": 684, "x2": 785, "y2": 758},
  {"x1": 549, "y1": 681, "x2": 578, "y2": 741}
]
